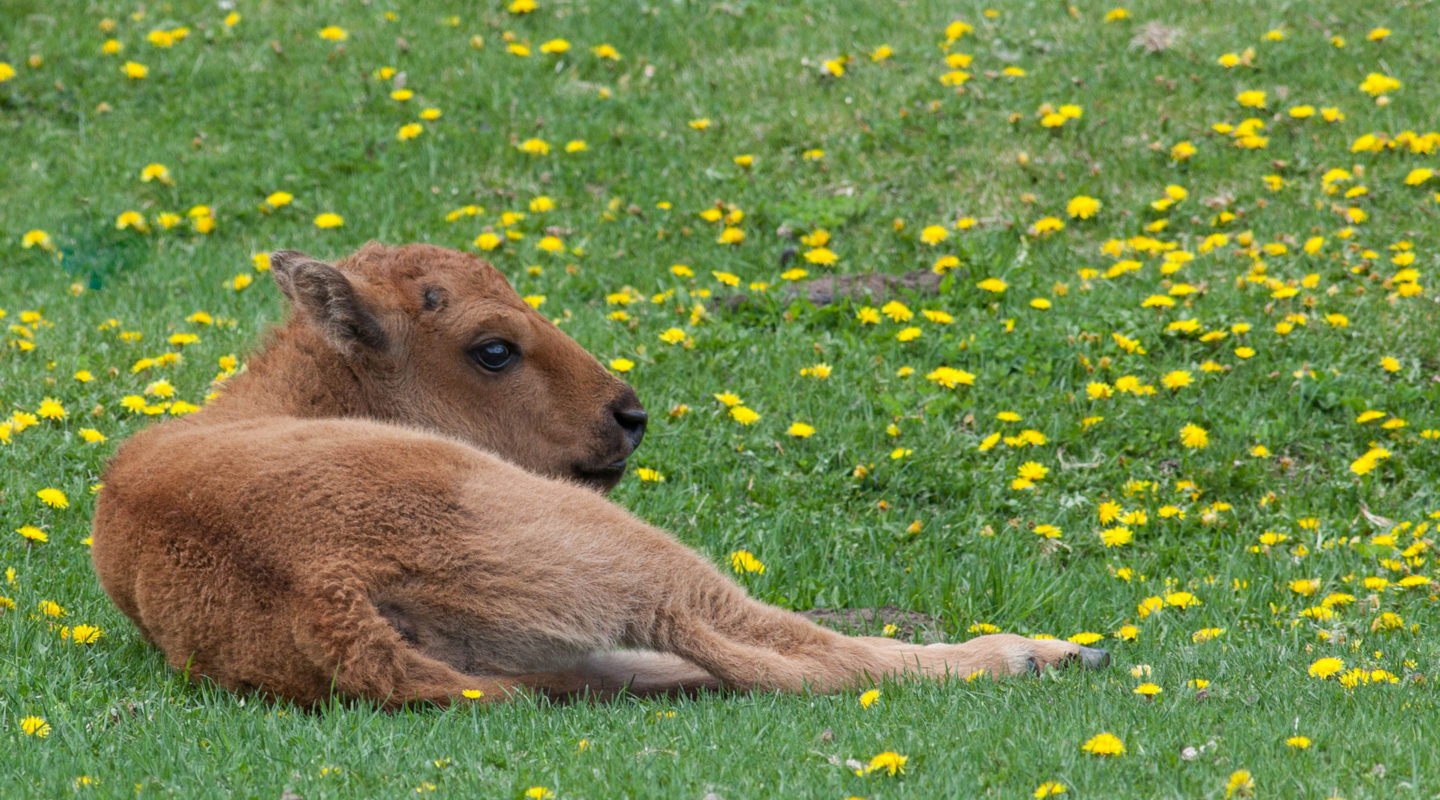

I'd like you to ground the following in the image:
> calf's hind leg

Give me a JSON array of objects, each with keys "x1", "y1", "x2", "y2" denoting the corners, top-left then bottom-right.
[
  {"x1": 317, "y1": 476, "x2": 1108, "y2": 705},
  {"x1": 437, "y1": 479, "x2": 1108, "y2": 695},
  {"x1": 626, "y1": 546, "x2": 1105, "y2": 692}
]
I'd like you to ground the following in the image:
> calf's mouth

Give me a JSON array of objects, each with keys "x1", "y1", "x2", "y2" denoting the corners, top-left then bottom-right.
[{"x1": 573, "y1": 459, "x2": 628, "y2": 492}]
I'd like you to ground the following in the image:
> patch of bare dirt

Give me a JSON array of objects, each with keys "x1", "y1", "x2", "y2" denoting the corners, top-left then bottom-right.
[
  {"x1": 801, "y1": 606, "x2": 944, "y2": 642},
  {"x1": 724, "y1": 269, "x2": 948, "y2": 310}
]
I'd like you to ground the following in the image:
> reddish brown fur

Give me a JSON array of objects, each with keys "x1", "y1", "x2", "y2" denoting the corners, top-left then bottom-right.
[{"x1": 91, "y1": 243, "x2": 1104, "y2": 709}]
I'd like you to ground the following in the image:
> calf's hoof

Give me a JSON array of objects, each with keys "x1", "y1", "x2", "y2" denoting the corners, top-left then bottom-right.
[
  {"x1": 1029, "y1": 645, "x2": 1111, "y2": 674},
  {"x1": 1076, "y1": 645, "x2": 1111, "y2": 669}
]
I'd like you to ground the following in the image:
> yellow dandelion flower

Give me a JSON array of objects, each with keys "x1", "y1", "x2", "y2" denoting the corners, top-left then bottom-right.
[
  {"x1": 880, "y1": 300, "x2": 913, "y2": 322},
  {"x1": 1236, "y1": 90, "x2": 1266, "y2": 108},
  {"x1": 803, "y1": 247, "x2": 836, "y2": 265},
  {"x1": 787, "y1": 422, "x2": 816, "y2": 438},
  {"x1": 139, "y1": 163, "x2": 172, "y2": 184},
  {"x1": 729, "y1": 406, "x2": 759, "y2": 425},
  {"x1": 1308, "y1": 657, "x2": 1343, "y2": 678},
  {"x1": 1081, "y1": 733, "x2": 1125, "y2": 756},
  {"x1": 1192, "y1": 627, "x2": 1225, "y2": 642},
  {"x1": 115, "y1": 210, "x2": 148, "y2": 232},
  {"x1": 37, "y1": 488, "x2": 69, "y2": 509},
  {"x1": 1100, "y1": 526, "x2": 1133, "y2": 547},
  {"x1": 1032, "y1": 216, "x2": 1065, "y2": 235},
  {"x1": 860, "y1": 751, "x2": 907, "y2": 776},
  {"x1": 1035, "y1": 780, "x2": 1069, "y2": 797},
  {"x1": 920, "y1": 225, "x2": 949, "y2": 245},
  {"x1": 1018, "y1": 461, "x2": 1049, "y2": 482},
  {"x1": 1358, "y1": 72, "x2": 1401, "y2": 97},
  {"x1": 1225, "y1": 770, "x2": 1254, "y2": 798},
  {"x1": 37, "y1": 398, "x2": 66, "y2": 420},
  {"x1": 716, "y1": 227, "x2": 745, "y2": 245},
  {"x1": 1350, "y1": 446, "x2": 1390, "y2": 476},
  {"x1": 1162, "y1": 370, "x2": 1192, "y2": 390},
  {"x1": 729, "y1": 550, "x2": 765, "y2": 574},
  {"x1": 1066, "y1": 195, "x2": 1101, "y2": 219},
  {"x1": 1179, "y1": 423, "x2": 1208, "y2": 448},
  {"x1": 71, "y1": 624, "x2": 103, "y2": 644},
  {"x1": 17, "y1": 526, "x2": 47, "y2": 543},
  {"x1": 21, "y1": 229, "x2": 55, "y2": 251}
]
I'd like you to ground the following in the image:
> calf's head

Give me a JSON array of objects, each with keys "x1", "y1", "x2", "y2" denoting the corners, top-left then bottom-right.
[{"x1": 269, "y1": 243, "x2": 645, "y2": 492}]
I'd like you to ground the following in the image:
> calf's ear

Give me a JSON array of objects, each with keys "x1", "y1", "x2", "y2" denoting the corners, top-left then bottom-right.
[{"x1": 270, "y1": 250, "x2": 389, "y2": 354}]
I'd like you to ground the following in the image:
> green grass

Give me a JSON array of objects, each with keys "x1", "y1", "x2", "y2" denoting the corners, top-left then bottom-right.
[{"x1": 4, "y1": 1, "x2": 1440, "y2": 797}]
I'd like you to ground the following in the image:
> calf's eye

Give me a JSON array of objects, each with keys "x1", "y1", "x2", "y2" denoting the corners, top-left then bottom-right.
[{"x1": 471, "y1": 340, "x2": 516, "y2": 371}]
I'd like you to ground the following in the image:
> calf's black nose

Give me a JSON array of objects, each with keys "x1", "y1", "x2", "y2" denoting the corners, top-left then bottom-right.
[{"x1": 615, "y1": 407, "x2": 647, "y2": 450}]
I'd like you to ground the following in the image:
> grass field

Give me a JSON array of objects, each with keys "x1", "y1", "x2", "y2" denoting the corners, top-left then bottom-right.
[{"x1": 4, "y1": 1, "x2": 1440, "y2": 797}]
